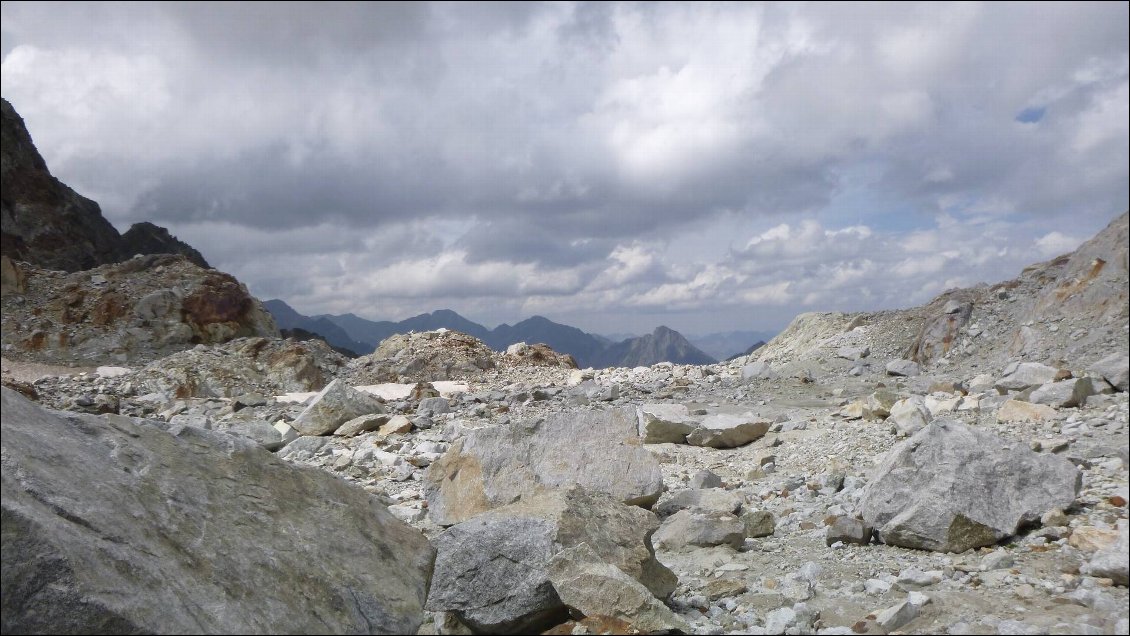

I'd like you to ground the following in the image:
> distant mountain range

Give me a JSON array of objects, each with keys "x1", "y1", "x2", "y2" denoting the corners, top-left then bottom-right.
[
  {"x1": 687, "y1": 330, "x2": 777, "y2": 360},
  {"x1": 264, "y1": 300, "x2": 730, "y2": 368}
]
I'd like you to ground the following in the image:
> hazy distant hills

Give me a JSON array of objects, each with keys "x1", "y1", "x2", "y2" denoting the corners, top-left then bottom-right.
[
  {"x1": 593, "y1": 326, "x2": 715, "y2": 367},
  {"x1": 688, "y1": 330, "x2": 777, "y2": 360},
  {"x1": 725, "y1": 340, "x2": 768, "y2": 361},
  {"x1": 488, "y1": 315, "x2": 608, "y2": 367},
  {"x1": 264, "y1": 300, "x2": 737, "y2": 369}
]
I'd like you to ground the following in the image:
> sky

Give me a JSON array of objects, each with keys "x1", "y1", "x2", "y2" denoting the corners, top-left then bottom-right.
[{"x1": 2, "y1": 2, "x2": 1127, "y2": 336}]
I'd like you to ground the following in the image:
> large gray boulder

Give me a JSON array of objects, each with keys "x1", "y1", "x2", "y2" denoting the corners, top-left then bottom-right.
[
  {"x1": 887, "y1": 396, "x2": 931, "y2": 436},
  {"x1": 885, "y1": 359, "x2": 920, "y2": 377},
  {"x1": 290, "y1": 379, "x2": 387, "y2": 436},
  {"x1": 652, "y1": 509, "x2": 745, "y2": 550},
  {"x1": 636, "y1": 403, "x2": 698, "y2": 444},
  {"x1": 995, "y1": 362, "x2": 1060, "y2": 393},
  {"x1": 425, "y1": 487, "x2": 676, "y2": 634},
  {"x1": 427, "y1": 516, "x2": 563, "y2": 634},
  {"x1": 424, "y1": 408, "x2": 665, "y2": 526},
  {"x1": 547, "y1": 544, "x2": 689, "y2": 634},
  {"x1": 859, "y1": 419, "x2": 1080, "y2": 552},
  {"x1": 1028, "y1": 377, "x2": 1094, "y2": 408},
  {"x1": 741, "y1": 361, "x2": 778, "y2": 380},
  {"x1": 1088, "y1": 353, "x2": 1129, "y2": 392},
  {"x1": 655, "y1": 488, "x2": 744, "y2": 517},
  {"x1": 0, "y1": 388, "x2": 434, "y2": 635},
  {"x1": 685, "y1": 413, "x2": 771, "y2": 448}
]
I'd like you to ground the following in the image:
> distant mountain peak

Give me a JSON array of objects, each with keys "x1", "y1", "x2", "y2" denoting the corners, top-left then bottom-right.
[{"x1": 261, "y1": 303, "x2": 718, "y2": 369}]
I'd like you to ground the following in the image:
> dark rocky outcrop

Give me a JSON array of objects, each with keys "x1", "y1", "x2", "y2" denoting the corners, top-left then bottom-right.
[
  {"x1": 1, "y1": 97, "x2": 206, "y2": 272},
  {"x1": 117, "y1": 221, "x2": 209, "y2": 268}
]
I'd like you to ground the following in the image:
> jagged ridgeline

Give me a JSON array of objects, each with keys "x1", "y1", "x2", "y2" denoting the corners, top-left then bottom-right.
[
  {"x1": 265, "y1": 299, "x2": 718, "y2": 368},
  {"x1": 2, "y1": 89, "x2": 1128, "y2": 636},
  {"x1": 1, "y1": 99, "x2": 208, "y2": 271}
]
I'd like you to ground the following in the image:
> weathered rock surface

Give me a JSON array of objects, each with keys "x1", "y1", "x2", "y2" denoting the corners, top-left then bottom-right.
[
  {"x1": 1028, "y1": 377, "x2": 1094, "y2": 408},
  {"x1": 655, "y1": 488, "x2": 744, "y2": 517},
  {"x1": 859, "y1": 419, "x2": 1081, "y2": 552},
  {"x1": 424, "y1": 408, "x2": 665, "y2": 526},
  {"x1": 135, "y1": 336, "x2": 346, "y2": 399},
  {"x1": 427, "y1": 516, "x2": 563, "y2": 634},
  {"x1": 653, "y1": 509, "x2": 745, "y2": 550},
  {"x1": 425, "y1": 487, "x2": 675, "y2": 634},
  {"x1": 886, "y1": 359, "x2": 921, "y2": 377},
  {"x1": 1081, "y1": 520, "x2": 1128, "y2": 586},
  {"x1": 547, "y1": 544, "x2": 688, "y2": 634},
  {"x1": 908, "y1": 296, "x2": 973, "y2": 366},
  {"x1": 996, "y1": 362, "x2": 1061, "y2": 392},
  {"x1": 117, "y1": 221, "x2": 210, "y2": 269},
  {"x1": 345, "y1": 329, "x2": 496, "y2": 384},
  {"x1": 636, "y1": 403, "x2": 698, "y2": 444},
  {"x1": 1089, "y1": 353, "x2": 1129, "y2": 392},
  {"x1": 0, "y1": 387, "x2": 434, "y2": 634},
  {"x1": 291, "y1": 378, "x2": 388, "y2": 436},
  {"x1": 0, "y1": 254, "x2": 278, "y2": 364},
  {"x1": 685, "y1": 413, "x2": 771, "y2": 448}
]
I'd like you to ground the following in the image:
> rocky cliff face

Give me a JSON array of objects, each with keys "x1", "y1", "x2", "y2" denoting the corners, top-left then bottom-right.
[
  {"x1": 1, "y1": 98, "x2": 122, "y2": 271},
  {"x1": 0, "y1": 98, "x2": 207, "y2": 271},
  {"x1": 1, "y1": 254, "x2": 278, "y2": 364}
]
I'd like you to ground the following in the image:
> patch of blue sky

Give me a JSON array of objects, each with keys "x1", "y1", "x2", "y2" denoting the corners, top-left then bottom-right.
[{"x1": 1015, "y1": 106, "x2": 1046, "y2": 124}]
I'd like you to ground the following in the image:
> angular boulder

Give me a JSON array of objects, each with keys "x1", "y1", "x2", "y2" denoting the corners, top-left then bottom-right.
[
  {"x1": 741, "y1": 361, "x2": 778, "y2": 380},
  {"x1": 547, "y1": 544, "x2": 688, "y2": 634},
  {"x1": 887, "y1": 397, "x2": 931, "y2": 436},
  {"x1": 425, "y1": 487, "x2": 676, "y2": 634},
  {"x1": 652, "y1": 509, "x2": 745, "y2": 550},
  {"x1": 636, "y1": 403, "x2": 698, "y2": 444},
  {"x1": 1088, "y1": 353, "x2": 1129, "y2": 392},
  {"x1": 655, "y1": 488, "x2": 744, "y2": 517},
  {"x1": 1028, "y1": 377, "x2": 1094, "y2": 408},
  {"x1": 685, "y1": 413, "x2": 771, "y2": 448},
  {"x1": 424, "y1": 408, "x2": 665, "y2": 526},
  {"x1": 995, "y1": 362, "x2": 1060, "y2": 393},
  {"x1": 885, "y1": 359, "x2": 920, "y2": 377},
  {"x1": 0, "y1": 388, "x2": 434, "y2": 635},
  {"x1": 291, "y1": 379, "x2": 388, "y2": 436},
  {"x1": 859, "y1": 418, "x2": 1080, "y2": 552},
  {"x1": 1081, "y1": 520, "x2": 1128, "y2": 586}
]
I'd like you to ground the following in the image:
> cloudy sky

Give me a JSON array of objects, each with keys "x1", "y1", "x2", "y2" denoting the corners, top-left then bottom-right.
[{"x1": 2, "y1": 2, "x2": 1127, "y2": 336}]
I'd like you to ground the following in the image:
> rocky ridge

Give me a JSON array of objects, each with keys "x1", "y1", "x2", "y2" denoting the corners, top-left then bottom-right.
[
  {"x1": 1, "y1": 98, "x2": 207, "y2": 271},
  {"x1": 1, "y1": 254, "x2": 278, "y2": 365}
]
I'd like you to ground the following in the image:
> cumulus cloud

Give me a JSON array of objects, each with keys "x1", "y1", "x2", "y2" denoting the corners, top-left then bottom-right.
[{"x1": 1, "y1": 2, "x2": 1127, "y2": 334}]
